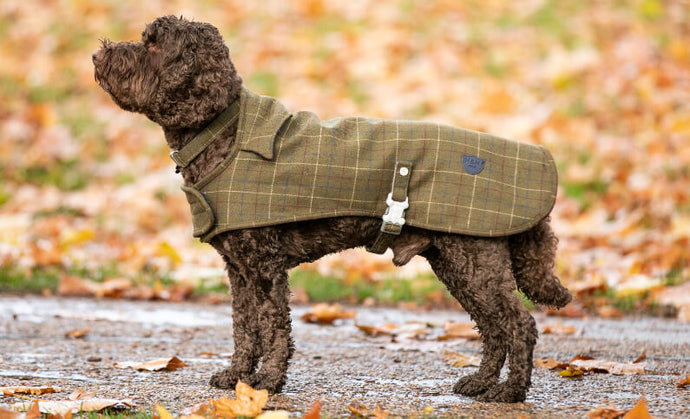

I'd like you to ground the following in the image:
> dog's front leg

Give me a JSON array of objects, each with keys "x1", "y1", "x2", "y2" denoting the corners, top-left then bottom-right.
[
  {"x1": 210, "y1": 260, "x2": 263, "y2": 389},
  {"x1": 243, "y1": 269, "x2": 294, "y2": 393}
]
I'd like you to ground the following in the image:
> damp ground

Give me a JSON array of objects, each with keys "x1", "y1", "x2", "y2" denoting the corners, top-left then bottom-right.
[{"x1": 1, "y1": 295, "x2": 689, "y2": 417}]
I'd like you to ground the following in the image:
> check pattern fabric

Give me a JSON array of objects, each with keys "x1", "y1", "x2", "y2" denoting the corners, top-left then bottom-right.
[{"x1": 184, "y1": 88, "x2": 558, "y2": 243}]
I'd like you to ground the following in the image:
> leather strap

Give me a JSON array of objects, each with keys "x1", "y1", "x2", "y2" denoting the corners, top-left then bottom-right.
[
  {"x1": 170, "y1": 100, "x2": 240, "y2": 168},
  {"x1": 366, "y1": 161, "x2": 412, "y2": 254}
]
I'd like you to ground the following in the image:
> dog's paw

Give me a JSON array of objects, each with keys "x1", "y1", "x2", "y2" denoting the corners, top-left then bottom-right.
[
  {"x1": 453, "y1": 374, "x2": 495, "y2": 397},
  {"x1": 476, "y1": 381, "x2": 527, "y2": 403},
  {"x1": 209, "y1": 369, "x2": 240, "y2": 389},
  {"x1": 244, "y1": 373, "x2": 286, "y2": 394}
]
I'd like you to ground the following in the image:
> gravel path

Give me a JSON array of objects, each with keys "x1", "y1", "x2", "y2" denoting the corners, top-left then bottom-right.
[{"x1": 1, "y1": 295, "x2": 688, "y2": 417}]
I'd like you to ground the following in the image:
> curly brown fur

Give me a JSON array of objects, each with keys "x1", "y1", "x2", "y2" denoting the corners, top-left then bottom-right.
[{"x1": 93, "y1": 15, "x2": 571, "y2": 402}]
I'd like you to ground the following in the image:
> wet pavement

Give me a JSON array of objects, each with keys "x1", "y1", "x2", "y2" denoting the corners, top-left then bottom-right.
[{"x1": 1, "y1": 295, "x2": 689, "y2": 417}]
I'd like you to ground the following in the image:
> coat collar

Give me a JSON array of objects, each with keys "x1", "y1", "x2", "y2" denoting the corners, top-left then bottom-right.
[{"x1": 170, "y1": 87, "x2": 292, "y2": 167}]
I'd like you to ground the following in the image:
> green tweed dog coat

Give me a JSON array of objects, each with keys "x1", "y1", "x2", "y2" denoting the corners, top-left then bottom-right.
[{"x1": 178, "y1": 88, "x2": 558, "y2": 243}]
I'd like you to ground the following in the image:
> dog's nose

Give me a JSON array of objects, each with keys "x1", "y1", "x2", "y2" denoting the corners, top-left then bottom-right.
[{"x1": 92, "y1": 50, "x2": 101, "y2": 64}]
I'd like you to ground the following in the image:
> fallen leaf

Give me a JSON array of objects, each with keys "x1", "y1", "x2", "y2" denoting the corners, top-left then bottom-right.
[
  {"x1": 67, "y1": 389, "x2": 95, "y2": 400},
  {"x1": 65, "y1": 327, "x2": 89, "y2": 339},
  {"x1": 442, "y1": 349, "x2": 480, "y2": 367},
  {"x1": 0, "y1": 407, "x2": 24, "y2": 419},
  {"x1": 211, "y1": 381, "x2": 268, "y2": 418},
  {"x1": 677, "y1": 375, "x2": 690, "y2": 388},
  {"x1": 114, "y1": 356, "x2": 186, "y2": 371},
  {"x1": 356, "y1": 322, "x2": 428, "y2": 340},
  {"x1": 356, "y1": 322, "x2": 399, "y2": 336},
  {"x1": 256, "y1": 411, "x2": 291, "y2": 419},
  {"x1": 300, "y1": 303, "x2": 355, "y2": 324},
  {"x1": 598, "y1": 306, "x2": 623, "y2": 319},
  {"x1": 303, "y1": 401, "x2": 322, "y2": 419},
  {"x1": 7, "y1": 399, "x2": 136, "y2": 415},
  {"x1": 0, "y1": 387, "x2": 57, "y2": 396},
  {"x1": 633, "y1": 350, "x2": 646, "y2": 364},
  {"x1": 347, "y1": 403, "x2": 389, "y2": 418},
  {"x1": 26, "y1": 401, "x2": 40, "y2": 419},
  {"x1": 622, "y1": 396, "x2": 652, "y2": 419},
  {"x1": 570, "y1": 358, "x2": 645, "y2": 375},
  {"x1": 535, "y1": 359, "x2": 569, "y2": 370},
  {"x1": 558, "y1": 366, "x2": 585, "y2": 377},
  {"x1": 540, "y1": 322, "x2": 577, "y2": 335},
  {"x1": 587, "y1": 404, "x2": 626, "y2": 419},
  {"x1": 155, "y1": 405, "x2": 174, "y2": 419},
  {"x1": 545, "y1": 303, "x2": 587, "y2": 318},
  {"x1": 438, "y1": 321, "x2": 481, "y2": 340}
]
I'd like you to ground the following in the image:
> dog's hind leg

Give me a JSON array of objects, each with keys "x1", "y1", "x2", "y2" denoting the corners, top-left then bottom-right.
[
  {"x1": 210, "y1": 258, "x2": 263, "y2": 389},
  {"x1": 509, "y1": 218, "x2": 571, "y2": 308},
  {"x1": 424, "y1": 236, "x2": 537, "y2": 403}
]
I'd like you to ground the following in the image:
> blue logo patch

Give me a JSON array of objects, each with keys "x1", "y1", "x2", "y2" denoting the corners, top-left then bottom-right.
[{"x1": 462, "y1": 154, "x2": 485, "y2": 175}]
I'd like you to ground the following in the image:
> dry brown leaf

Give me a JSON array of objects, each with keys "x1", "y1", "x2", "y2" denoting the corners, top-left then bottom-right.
[
  {"x1": 633, "y1": 350, "x2": 646, "y2": 364},
  {"x1": 622, "y1": 397, "x2": 652, "y2": 419},
  {"x1": 442, "y1": 349, "x2": 480, "y2": 368},
  {"x1": 7, "y1": 399, "x2": 136, "y2": 416},
  {"x1": 300, "y1": 303, "x2": 355, "y2": 324},
  {"x1": 0, "y1": 387, "x2": 57, "y2": 396},
  {"x1": 211, "y1": 380, "x2": 268, "y2": 418},
  {"x1": 26, "y1": 402, "x2": 40, "y2": 419},
  {"x1": 587, "y1": 404, "x2": 626, "y2": 419},
  {"x1": 0, "y1": 407, "x2": 24, "y2": 419},
  {"x1": 540, "y1": 322, "x2": 577, "y2": 335},
  {"x1": 598, "y1": 306, "x2": 624, "y2": 319},
  {"x1": 677, "y1": 375, "x2": 690, "y2": 388},
  {"x1": 355, "y1": 322, "x2": 399, "y2": 336},
  {"x1": 65, "y1": 327, "x2": 89, "y2": 339},
  {"x1": 347, "y1": 403, "x2": 388, "y2": 418},
  {"x1": 535, "y1": 359, "x2": 568, "y2": 370},
  {"x1": 114, "y1": 356, "x2": 186, "y2": 371},
  {"x1": 570, "y1": 358, "x2": 645, "y2": 375},
  {"x1": 303, "y1": 401, "x2": 322, "y2": 419},
  {"x1": 545, "y1": 303, "x2": 587, "y2": 318},
  {"x1": 437, "y1": 321, "x2": 481, "y2": 340},
  {"x1": 67, "y1": 390, "x2": 95, "y2": 401}
]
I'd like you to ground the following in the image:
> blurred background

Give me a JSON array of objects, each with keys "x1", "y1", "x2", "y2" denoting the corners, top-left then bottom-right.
[{"x1": 0, "y1": 0, "x2": 688, "y2": 317}]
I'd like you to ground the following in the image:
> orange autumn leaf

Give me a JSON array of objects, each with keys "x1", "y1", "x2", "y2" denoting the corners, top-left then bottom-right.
[
  {"x1": 114, "y1": 356, "x2": 186, "y2": 371},
  {"x1": 535, "y1": 359, "x2": 569, "y2": 370},
  {"x1": 438, "y1": 321, "x2": 481, "y2": 340},
  {"x1": 211, "y1": 381, "x2": 268, "y2": 418},
  {"x1": 65, "y1": 327, "x2": 90, "y2": 339},
  {"x1": 0, "y1": 387, "x2": 57, "y2": 396},
  {"x1": 587, "y1": 404, "x2": 626, "y2": 419},
  {"x1": 300, "y1": 303, "x2": 355, "y2": 324},
  {"x1": 303, "y1": 401, "x2": 322, "y2": 419},
  {"x1": 622, "y1": 397, "x2": 652, "y2": 419},
  {"x1": 678, "y1": 375, "x2": 690, "y2": 388},
  {"x1": 442, "y1": 349, "x2": 480, "y2": 368},
  {"x1": 540, "y1": 322, "x2": 577, "y2": 335}
]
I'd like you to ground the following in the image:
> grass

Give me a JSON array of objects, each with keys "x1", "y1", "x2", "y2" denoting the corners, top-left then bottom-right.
[
  {"x1": 0, "y1": 266, "x2": 60, "y2": 294},
  {"x1": 289, "y1": 268, "x2": 456, "y2": 307}
]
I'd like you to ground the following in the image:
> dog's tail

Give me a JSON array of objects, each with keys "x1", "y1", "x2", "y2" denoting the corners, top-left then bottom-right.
[{"x1": 509, "y1": 217, "x2": 572, "y2": 308}]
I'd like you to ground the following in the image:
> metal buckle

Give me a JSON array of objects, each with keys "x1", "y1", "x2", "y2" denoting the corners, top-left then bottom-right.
[
  {"x1": 170, "y1": 150, "x2": 184, "y2": 167},
  {"x1": 381, "y1": 192, "x2": 409, "y2": 233}
]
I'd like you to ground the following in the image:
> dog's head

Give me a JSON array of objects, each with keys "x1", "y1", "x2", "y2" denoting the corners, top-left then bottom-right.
[{"x1": 93, "y1": 16, "x2": 242, "y2": 129}]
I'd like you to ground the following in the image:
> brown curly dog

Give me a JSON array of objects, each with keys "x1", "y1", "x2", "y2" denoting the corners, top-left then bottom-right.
[{"x1": 93, "y1": 15, "x2": 571, "y2": 403}]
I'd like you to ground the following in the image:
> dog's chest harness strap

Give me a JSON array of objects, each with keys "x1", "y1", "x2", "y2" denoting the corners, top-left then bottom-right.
[
  {"x1": 170, "y1": 100, "x2": 241, "y2": 169},
  {"x1": 366, "y1": 161, "x2": 412, "y2": 254}
]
